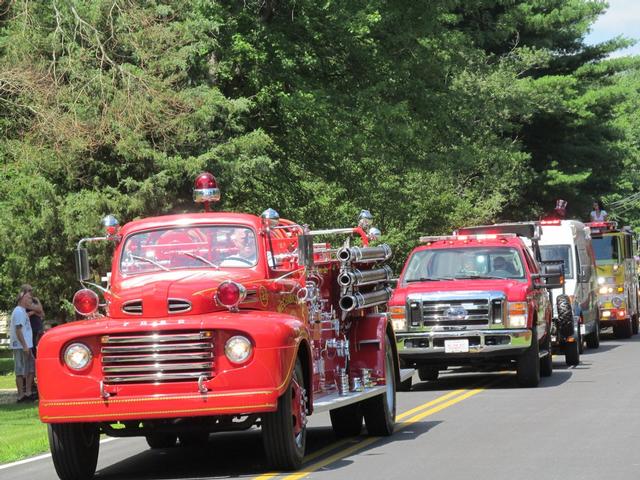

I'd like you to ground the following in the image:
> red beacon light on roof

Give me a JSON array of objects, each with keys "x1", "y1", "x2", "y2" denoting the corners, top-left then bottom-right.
[{"x1": 193, "y1": 172, "x2": 221, "y2": 211}]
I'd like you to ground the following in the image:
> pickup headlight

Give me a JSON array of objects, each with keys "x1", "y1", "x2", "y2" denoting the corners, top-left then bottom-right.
[
  {"x1": 390, "y1": 306, "x2": 407, "y2": 331},
  {"x1": 63, "y1": 343, "x2": 93, "y2": 371},
  {"x1": 507, "y1": 302, "x2": 528, "y2": 328}
]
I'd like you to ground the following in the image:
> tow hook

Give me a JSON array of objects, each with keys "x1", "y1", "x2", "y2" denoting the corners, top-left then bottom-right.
[{"x1": 198, "y1": 375, "x2": 210, "y2": 394}]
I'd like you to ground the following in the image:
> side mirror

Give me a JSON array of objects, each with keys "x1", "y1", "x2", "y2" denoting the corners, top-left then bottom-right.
[
  {"x1": 74, "y1": 248, "x2": 91, "y2": 281},
  {"x1": 297, "y1": 234, "x2": 314, "y2": 270}
]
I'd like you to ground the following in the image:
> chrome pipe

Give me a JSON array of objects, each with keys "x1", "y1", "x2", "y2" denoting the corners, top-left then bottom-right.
[
  {"x1": 337, "y1": 244, "x2": 392, "y2": 263},
  {"x1": 338, "y1": 265, "x2": 393, "y2": 287},
  {"x1": 339, "y1": 287, "x2": 392, "y2": 312}
]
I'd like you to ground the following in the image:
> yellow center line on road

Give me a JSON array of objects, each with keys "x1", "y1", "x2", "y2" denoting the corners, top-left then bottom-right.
[
  {"x1": 258, "y1": 378, "x2": 506, "y2": 480},
  {"x1": 280, "y1": 386, "x2": 490, "y2": 480},
  {"x1": 253, "y1": 388, "x2": 468, "y2": 480}
]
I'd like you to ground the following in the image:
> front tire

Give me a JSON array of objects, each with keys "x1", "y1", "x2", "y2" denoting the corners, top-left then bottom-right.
[
  {"x1": 363, "y1": 335, "x2": 396, "y2": 436},
  {"x1": 262, "y1": 358, "x2": 307, "y2": 470},
  {"x1": 564, "y1": 337, "x2": 580, "y2": 366},
  {"x1": 516, "y1": 327, "x2": 540, "y2": 388},
  {"x1": 178, "y1": 432, "x2": 209, "y2": 447},
  {"x1": 49, "y1": 423, "x2": 99, "y2": 480}
]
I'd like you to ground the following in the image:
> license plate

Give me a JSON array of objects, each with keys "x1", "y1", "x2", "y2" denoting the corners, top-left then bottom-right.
[
  {"x1": 444, "y1": 339, "x2": 469, "y2": 353},
  {"x1": 580, "y1": 324, "x2": 586, "y2": 335}
]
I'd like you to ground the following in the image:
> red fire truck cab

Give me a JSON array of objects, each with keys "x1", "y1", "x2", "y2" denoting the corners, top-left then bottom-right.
[{"x1": 37, "y1": 173, "x2": 404, "y2": 480}]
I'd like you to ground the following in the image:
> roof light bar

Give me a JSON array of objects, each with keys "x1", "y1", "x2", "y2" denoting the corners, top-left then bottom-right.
[
  {"x1": 586, "y1": 221, "x2": 618, "y2": 231},
  {"x1": 419, "y1": 233, "x2": 516, "y2": 243}
]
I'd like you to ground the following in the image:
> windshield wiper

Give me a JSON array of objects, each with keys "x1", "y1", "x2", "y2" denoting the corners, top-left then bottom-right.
[
  {"x1": 405, "y1": 277, "x2": 456, "y2": 283},
  {"x1": 182, "y1": 252, "x2": 219, "y2": 269},
  {"x1": 129, "y1": 254, "x2": 170, "y2": 272}
]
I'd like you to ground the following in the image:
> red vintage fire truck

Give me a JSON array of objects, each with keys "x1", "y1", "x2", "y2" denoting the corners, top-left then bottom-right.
[{"x1": 37, "y1": 173, "x2": 404, "y2": 480}]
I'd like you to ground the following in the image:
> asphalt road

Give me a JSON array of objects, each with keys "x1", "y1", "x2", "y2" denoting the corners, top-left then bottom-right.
[{"x1": 4, "y1": 330, "x2": 640, "y2": 480}]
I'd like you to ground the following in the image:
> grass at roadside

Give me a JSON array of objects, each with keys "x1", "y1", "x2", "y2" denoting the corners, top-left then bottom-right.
[
  {"x1": 0, "y1": 373, "x2": 16, "y2": 389},
  {"x1": 0, "y1": 357, "x2": 15, "y2": 390},
  {"x1": 0, "y1": 402, "x2": 48, "y2": 464}
]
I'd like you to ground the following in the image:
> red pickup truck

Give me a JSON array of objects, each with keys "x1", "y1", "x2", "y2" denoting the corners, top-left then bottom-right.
[{"x1": 390, "y1": 223, "x2": 562, "y2": 388}]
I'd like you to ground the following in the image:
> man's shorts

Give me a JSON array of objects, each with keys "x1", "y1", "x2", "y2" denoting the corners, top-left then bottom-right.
[{"x1": 13, "y1": 349, "x2": 35, "y2": 376}]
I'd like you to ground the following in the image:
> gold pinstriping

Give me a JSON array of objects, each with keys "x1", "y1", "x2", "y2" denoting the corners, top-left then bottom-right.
[
  {"x1": 42, "y1": 352, "x2": 298, "y2": 407},
  {"x1": 42, "y1": 403, "x2": 277, "y2": 421}
]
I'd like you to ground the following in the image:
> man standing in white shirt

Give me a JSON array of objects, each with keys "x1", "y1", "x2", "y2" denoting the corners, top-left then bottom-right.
[{"x1": 10, "y1": 286, "x2": 36, "y2": 402}]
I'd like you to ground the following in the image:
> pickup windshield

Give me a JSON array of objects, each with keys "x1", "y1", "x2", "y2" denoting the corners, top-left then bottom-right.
[
  {"x1": 539, "y1": 245, "x2": 573, "y2": 279},
  {"x1": 120, "y1": 226, "x2": 258, "y2": 275},
  {"x1": 403, "y1": 247, "x2": 525, "y2": 283}
]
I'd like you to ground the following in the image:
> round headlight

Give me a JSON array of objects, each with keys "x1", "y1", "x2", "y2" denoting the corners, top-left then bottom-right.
[
  {"x1": 224, "y1": 336, "x2": 252, "y2": 364},
  {"x1": 612, "y1": 296, "x2": 624, "y2": 308},
  {"x1": 64, "y1": 343, "x2": 93, "y2": 371}
]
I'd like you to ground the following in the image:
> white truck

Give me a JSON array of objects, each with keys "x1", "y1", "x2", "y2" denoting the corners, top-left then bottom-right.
[{"x1": 538, "y1": 219, "x2": 600, "y2": 365}]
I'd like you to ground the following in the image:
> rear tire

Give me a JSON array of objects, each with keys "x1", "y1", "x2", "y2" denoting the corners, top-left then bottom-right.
[
  {"x1": 363, "y1": 335, "x2": 396, "y2": 436},
  {"x1": 633, "y1": 314, "x2": 639, "y2": 335},
  {"x1": 145, "y1": 433, "x2": 177, "y2": 449},
  {"x1": 614, "y1": 318, "x2": 633, "y2": 339},
  {"x1": 48, "y1": 423, "x2": 99, "y2": 480},
  {"x1": 417, "y1": 365, "x2": 439, "y2": 382},
  {"x1": 330, "y1": 403, "x2": 363, "y2": 437},
  {"x1": 516, "y1": 327, "x2": 540, "y2": 388},
  {"x1": 262, "y1": 358, "x2": 307, "y2": 470},
  {"x1": 556, "y1": 295, "x2": 574, "y2": 338},
  {"x1": 586, "y1": 317, "x2": 600, "y2": 349}
]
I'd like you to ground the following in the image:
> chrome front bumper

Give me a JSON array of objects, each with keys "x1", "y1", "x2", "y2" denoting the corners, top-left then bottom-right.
[{"x1": 396, "y1": 328, "x2": 532, "y2": 356}]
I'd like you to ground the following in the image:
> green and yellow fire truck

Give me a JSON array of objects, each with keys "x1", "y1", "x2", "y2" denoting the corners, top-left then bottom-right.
[{"x1": 588, "y1": 222, "x2": 640, "y2": 338}]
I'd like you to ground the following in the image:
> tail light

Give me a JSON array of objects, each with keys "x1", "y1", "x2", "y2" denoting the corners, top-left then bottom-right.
[
  {"x1": 73, "y1": 289, "x2": 99, "y2": 316},
  {"x1": 216, "y1": 281, "x2": 246, "y2": 311}
]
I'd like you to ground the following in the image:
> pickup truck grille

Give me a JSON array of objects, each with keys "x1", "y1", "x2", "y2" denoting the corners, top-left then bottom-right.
[
  {"x1": 408, "y1": 293, "x2": 504, "y2": 329},
  {"x1": 101, "y1": 331, "x2": 214, "y2": 384}
]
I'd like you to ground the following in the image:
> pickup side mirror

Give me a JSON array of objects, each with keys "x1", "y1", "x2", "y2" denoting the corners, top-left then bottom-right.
[
  {"x1": 74, "y1": 248, "x2": 91, "y2": 281},
  {"x1": 532, "y1": 262, "x2": 565, "y2": 289}
]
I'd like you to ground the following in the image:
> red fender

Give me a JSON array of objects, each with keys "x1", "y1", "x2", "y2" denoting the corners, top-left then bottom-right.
[{"x1": 348, "y1": 312, "x2": 399, "y2": 386}]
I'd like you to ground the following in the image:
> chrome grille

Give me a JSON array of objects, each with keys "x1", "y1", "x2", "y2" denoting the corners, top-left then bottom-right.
[
  {"x1": 101, "y1": 331, "x2": 213, "y2": 384},
  {"x1": 122, "y1": 300, "x2": 143, "y2": 315},
  {"x1": 168, "y1": 298, "x2": 191, "y2": 313},
  {"x1": 407, "y1": 292, "x2": 505, "y2": 329}
]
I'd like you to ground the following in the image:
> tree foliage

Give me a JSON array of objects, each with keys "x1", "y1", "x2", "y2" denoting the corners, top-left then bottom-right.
[{"x1": 0, "y1": 0, "x2": 637, "y2": 316}]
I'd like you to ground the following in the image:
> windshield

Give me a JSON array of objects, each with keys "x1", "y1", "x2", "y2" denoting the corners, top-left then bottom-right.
[
  {"x1": 592, "y1": 236, "x2": 620, "y2": 264},
  {"x1": 539, "y1": 245, "x2": 573, "y2": 279},
  {"x1": 403, "y1": 247, "x2": 526, "y2": 282},
  {"x1": 120, "y1": 226, "x2": 258, "y2": 275}
]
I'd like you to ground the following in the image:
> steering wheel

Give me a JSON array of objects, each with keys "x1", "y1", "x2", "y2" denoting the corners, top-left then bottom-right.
[
  {"x1": 219, "y1": 256, "x2": 254, "y2": 266},
  {"x1": 492, "y1": 269, "x2": 511, "y2": 277}
]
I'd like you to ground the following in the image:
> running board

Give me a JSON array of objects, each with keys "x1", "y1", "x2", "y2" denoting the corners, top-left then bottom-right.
[{"x1": 313, "y1": 369, "x2": 414, "y2": 414}]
